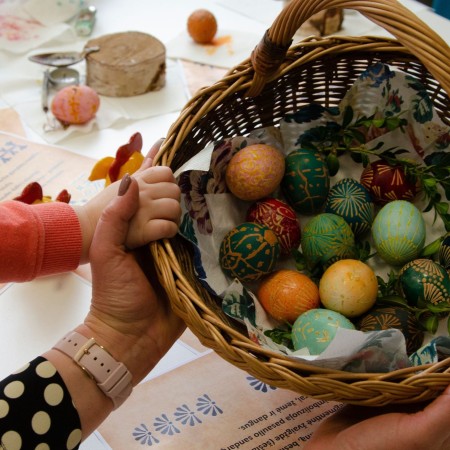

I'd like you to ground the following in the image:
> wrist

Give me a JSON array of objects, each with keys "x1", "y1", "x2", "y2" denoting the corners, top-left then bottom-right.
[
  {"x1": 53, "y1": 331, "x2": 133, "y2": 409},
  {"x1": 74, "y1": 321, "x2": 159, "y2": 387}
]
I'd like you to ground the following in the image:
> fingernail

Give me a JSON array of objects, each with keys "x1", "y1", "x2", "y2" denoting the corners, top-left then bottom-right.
[{"x1": 118, "y1": 173, "x2": 131, "y2": 196}]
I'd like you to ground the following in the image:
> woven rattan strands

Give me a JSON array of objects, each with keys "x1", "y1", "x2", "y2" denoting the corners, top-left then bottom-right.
[{"x1": 150, "y1": 0, "x2": 450, "y2": 406}]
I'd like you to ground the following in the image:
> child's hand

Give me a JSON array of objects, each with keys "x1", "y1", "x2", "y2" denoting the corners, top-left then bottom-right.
[{"x1": 74, "y1": 138, "x2": 181, "y2": 263}]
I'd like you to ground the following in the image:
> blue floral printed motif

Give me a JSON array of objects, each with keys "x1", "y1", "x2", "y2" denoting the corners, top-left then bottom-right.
[
  {"x1": 196, "y1": 394, "x2": 223, "y2": 416},
  {"x1": 153, "y1": 413, "x2": 180, "y2": 436},
  {"x1": 132, "y1": 423, "x2": 160, "y2": 445},
  {"x1": 174, "y1": 404, "x2": 202, "y2": 426},
  {"x1": 246, "y1": 376, "x2": 277, "y2": 392},
  {"x1": 360, "y1": 62, "x2": 395, "y2": 88}
]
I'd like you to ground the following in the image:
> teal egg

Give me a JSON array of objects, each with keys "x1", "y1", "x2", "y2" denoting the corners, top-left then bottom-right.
[
  {"x1": 301, "y1": 213, "x2": 356, "y2": 268},
  {"x1": 219, "y1": 222, "x2": 280, "y2": 283},
  {"x1": 324, "y1": 178, "x2": 374, "y2": 237},
  {"x1": 399, "y1": 258, "x2": 450, "y2": 309},
  {"x1": 281, "y1": 148, "x2": 330, "y2": 215},
  {"x1": 372, "y1": 200, "x2": 426, "y2": 266},
  {"x1": 292, "y1": 308, "x2": 355, "y2": 354},
  {"x1": 438, "y1": 232, "x2": 450, "y2": 271}
]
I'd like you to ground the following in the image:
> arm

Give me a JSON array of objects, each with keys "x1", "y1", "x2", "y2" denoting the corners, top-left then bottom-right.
[
  {"x1": 0, "y1": 138, "x2": 178, "y2": 282},
  {"x1": 0, "y1": 199, "x2": 82, "y2": 282},
  {"x1": 0, "y1": 174, "x2": 184, "y2": 447}
]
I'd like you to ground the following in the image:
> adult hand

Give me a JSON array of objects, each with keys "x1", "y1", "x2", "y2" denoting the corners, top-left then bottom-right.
[
  {"x1": 304, "y1": 385, "x2": 450, "y2": 450},
  {"x1": 77, "y1": 173, "x2": 186, "y2": 386}
]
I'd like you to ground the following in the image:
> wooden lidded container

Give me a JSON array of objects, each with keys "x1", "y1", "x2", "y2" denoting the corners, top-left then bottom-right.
[{"x1": 85, "y1": 31, "x2": 166, "y2": 97}]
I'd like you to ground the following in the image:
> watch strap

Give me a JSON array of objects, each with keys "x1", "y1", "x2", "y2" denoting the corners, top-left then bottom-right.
[{"x1": 53, "y1": 331, "x2": 133, "y2": 408}]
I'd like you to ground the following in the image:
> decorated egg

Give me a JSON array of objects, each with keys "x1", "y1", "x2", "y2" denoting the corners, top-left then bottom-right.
[
  {"x1": 399, "y1": 258, "x2": 450, "y2": 309},
  {"x1": 301, "y1": 213, "x2": 356, "y2": 269},
  {"x1": 372, "y1": 200, "x2": 426, "y2": 266},
  {"x1": 225, "y1": 144, "x2": 285, "y2": 201},
  {"x1": 281, "y1": 148, "x2": 330, "y2": 214},
  {"x1": 356, "y1": 306, "x2": 424, "y2": 355},
  {"x1": 257, "y1": 269, "x2": 320, "y2": 323},
  {"x1": 291, "y1": 308, "x2": 355, "y2": 354},
  {"x1": 246, "y1": 198, "x2": 301, "y2": 255},
  {"x1": 219, "y1": 222, "x2": 280, "y2": 283},
  {"x1": 360, "y1": 159, "x2": 419, "y2": 205},
  {"x1": 324, "y1": 178, "x2": 374, "y2": 237},
  {"x1": 319, "y1": 259, "x2": 378, "y2": 318},
  {"x1": 51, "y1": 84, "x2": 100, "y2": 125},
  {"x1": 438, "y1": 232, "x2": 450, "y2": 271}
]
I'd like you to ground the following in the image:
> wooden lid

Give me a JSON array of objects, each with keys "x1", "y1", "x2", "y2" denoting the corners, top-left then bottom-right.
[{"x1": 85, "y1": 31, "x2": 165, "y2": 66}]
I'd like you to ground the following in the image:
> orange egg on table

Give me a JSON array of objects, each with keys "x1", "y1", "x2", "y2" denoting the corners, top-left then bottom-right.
[
  {"x1": 225, "y1": 144, "x2": 285, "y2": 202},
  {"x1": 257, "y1": 269, "x2": 320, "y2": 323},
  {"x1": 187, "y1": 9, "x2": 217, "y2": 44},
  {"x1": 51, "y1": 84, "x2": 100, "y2": 125},
  {"x1": 319, "y1": 259, "x2": 378, "y2": 318}
]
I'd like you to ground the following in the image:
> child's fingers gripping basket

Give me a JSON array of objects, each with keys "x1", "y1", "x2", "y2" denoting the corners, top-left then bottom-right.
[{"x1": 150, "y1": 0, "x2": 450, "y2": 406}]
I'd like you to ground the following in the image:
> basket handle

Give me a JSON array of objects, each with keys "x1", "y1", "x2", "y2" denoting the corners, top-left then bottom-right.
[{"x1": 247, "y1": 0, "x2": 450, "y2": 96}]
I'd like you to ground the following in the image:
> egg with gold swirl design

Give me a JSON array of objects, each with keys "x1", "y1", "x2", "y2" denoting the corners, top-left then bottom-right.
[
  {"x1": 301, "y1": 213, "x2": 356, "y2": 269},
  {"x1": 399, "y1": 259, "x2": 450, "y2": 310},
  {"x1": 357, "y1": 306, "x2": 424, "y2": 355},
  {"x1": 324, "y1": 178, "x2": 374, "y2": 237},
  {"x1": 219, "y1": 222, "x2": 280, "y2": 283}
]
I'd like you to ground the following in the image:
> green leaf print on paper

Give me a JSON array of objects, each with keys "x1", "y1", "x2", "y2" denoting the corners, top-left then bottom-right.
[
  {"x1": 222, "y1": 289, "x2": 256, "y2": 327},
  {"x1": 412, "y1": 90, "x2": 434, "y2": 123}
]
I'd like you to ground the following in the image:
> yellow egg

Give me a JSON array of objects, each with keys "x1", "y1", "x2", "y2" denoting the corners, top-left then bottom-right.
[
  {"x1": 319, "y1": 259, "x2": 378, "y2": 318},
  {"x1": 225, "y1": 144, "x2": 285, "y2": 201}
]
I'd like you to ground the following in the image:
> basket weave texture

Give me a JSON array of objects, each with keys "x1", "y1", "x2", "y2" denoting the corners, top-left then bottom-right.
[{"x1": 151, "y1": 0, "x2": 450, "y2": 406}]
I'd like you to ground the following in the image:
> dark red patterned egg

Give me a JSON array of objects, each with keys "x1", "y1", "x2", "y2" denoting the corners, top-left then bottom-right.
[
  {"x1": 360, "y1": 160, "x2": 419, "y2": 205},
  {"x1": 246, "y1": 198, "x2": 301, "y2": 255}
]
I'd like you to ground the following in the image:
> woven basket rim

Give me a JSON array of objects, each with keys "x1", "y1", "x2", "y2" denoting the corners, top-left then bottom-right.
[{"x1": 151, "y1": 19, "x2": 450, "y2": 405}]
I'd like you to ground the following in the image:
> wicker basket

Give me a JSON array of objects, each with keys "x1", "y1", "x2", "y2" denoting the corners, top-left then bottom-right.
[{"x1": 150, "y1": 0, "x2": 450, "y2": 406}]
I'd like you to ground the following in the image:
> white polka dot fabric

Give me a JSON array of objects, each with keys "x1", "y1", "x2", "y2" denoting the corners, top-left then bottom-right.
[{"x1": 0, "y1": 357, "x2": 81, "y2": 449}]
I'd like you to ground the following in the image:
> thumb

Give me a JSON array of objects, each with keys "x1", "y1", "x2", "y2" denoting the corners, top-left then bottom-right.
[{"x1": 91, "y1": 174, "x2": 139, "y2": 254}]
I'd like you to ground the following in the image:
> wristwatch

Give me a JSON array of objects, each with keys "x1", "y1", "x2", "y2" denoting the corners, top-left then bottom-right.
[{"x1": 53, "y1": 331, "x2": 133, "y2": 409}]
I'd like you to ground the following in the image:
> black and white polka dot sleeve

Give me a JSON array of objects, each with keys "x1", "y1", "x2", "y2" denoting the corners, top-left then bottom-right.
[{"x1": 0, "y1": 356, "x2": 81, "y2": 449}]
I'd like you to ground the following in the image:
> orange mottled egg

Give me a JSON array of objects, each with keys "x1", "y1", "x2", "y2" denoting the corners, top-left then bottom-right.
[
  {"x1": 51, "y1": 84, "x2": 100, "y2": 125},
  {"x1": 257, "y1": 269, "x2": 320, "y2": 323},
  {"x1": 225, "y1": 144, "x2": 285, "y2": 201}
]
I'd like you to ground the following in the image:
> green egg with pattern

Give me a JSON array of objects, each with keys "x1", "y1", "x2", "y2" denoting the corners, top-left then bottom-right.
[
  {"x1": 372, "y1": 200, "x2": 425, "y2": 266},
  {"x1": 399, "y1": 258, "x2": 450, "y2": 310},
  {"x1": 301, "y1": 213, "x2": 356, "y2": 269},
  {"x1": 292, "y1": 308, "x2": 355, "y2": 354},
  {"x1": 281, "y1": 148, "x2": 330, "y2": 215},
  {"x1": 219, "y1": 222, "x2": 280, "y2": 283},
  {"x1": 324, "y1": 178, "x2": 374, "y2": 237}
]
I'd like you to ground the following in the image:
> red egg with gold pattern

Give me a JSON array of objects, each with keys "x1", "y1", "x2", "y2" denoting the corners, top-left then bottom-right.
[
  {"x1": 246, "y1": 198, "x2": 301, "y2": 256},
  {"x1": 360, "y1": 160, "x2": 419, "y2": 205}
]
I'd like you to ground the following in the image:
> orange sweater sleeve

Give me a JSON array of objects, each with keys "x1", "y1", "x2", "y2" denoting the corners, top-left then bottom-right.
[{"x1": 0, "y1": 200, "x2": 82, "y2": 282}]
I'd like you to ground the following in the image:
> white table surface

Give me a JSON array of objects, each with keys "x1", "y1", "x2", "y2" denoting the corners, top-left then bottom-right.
[{"x1": 0, "y1": 1, "x2": 448, "y2": 449}]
